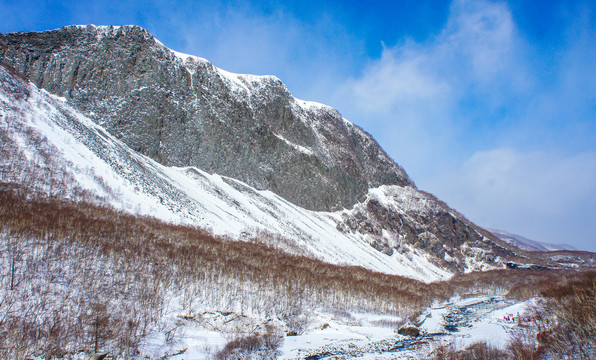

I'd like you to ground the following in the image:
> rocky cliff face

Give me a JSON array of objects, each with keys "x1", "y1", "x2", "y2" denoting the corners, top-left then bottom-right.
[
  {"x1": 336, "y1": 186, "x2": 519, "y2": 273},
  {"x1": 0, "y1": 25, "x2": 410, "y2": 211}
]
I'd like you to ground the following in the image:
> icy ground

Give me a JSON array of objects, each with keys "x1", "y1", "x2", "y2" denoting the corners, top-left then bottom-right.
[{"x1": 131, "y1": 296, "x2": 530, "y2": 359}]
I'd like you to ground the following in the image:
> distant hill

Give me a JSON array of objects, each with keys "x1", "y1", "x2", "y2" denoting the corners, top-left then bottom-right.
[{"x1": 488, "y1": 229, "x2": 575, "y2": 252}]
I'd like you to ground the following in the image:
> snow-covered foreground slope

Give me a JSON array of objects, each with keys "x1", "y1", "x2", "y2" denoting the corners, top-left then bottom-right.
[{"x1": 0, "y1": 66, "x2": 449, "y2": 281}]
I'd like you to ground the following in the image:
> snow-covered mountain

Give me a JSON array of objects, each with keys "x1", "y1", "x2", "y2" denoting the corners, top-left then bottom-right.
[
  {"x1": 0, "y1": 25, "x2": 565, "y2": 280},
  {"x1": 1, "y1": 64, "x2": 454, "y2": 281}
]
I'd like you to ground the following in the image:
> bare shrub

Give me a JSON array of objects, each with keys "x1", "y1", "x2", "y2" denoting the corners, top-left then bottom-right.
[
  {"x1": 506, "y1": 329, "x2": 544, "y2": 360},
  {"x1": 430, "y1": 342, "x2": 459, "y2": 360},
  {"x1": 215, "y1": 333, "x2": 280, "y2": 360},
  {"x1": 465, "y1": 341, "x2": 507, "y2": 359},
  {"x1": 430, "y1": 341, "x2": 506, "y2": 360},
  {"x1": 279, "y1": 306, "x2": 311, "y2": 336},
  {"x1": 261, "y1": 324, "x2": 284, "y2": 350},
  {"x1": 329, "y1": 308, "x2": 355, "y2": 321},
  {"x1": 527, "y1": 271, "x2": 596, "y2": 360}
]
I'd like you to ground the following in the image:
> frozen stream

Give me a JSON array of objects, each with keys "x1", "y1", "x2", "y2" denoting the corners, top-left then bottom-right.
[
  {"x1": 145, "y1": 295, "x2": 532, "y2": 359},
  {"x1": 283, "y1": 295, "x2": 530, "y2": 359}
]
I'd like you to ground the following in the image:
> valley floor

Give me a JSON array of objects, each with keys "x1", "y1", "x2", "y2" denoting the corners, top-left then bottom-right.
[{"x1": 135, "y1": 295, "x2": 530, "y2": 359}]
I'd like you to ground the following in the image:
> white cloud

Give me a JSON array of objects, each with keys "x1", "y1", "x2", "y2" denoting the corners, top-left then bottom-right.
[
  {"x1": 336, "y1": 0, "x2": 596, "y2": 250},
  {"x1": 343, "y1": 0, "x2": 526, "y2": 115},
  {"x1": 443, "y1": 0, "x2": 518, "y2": 83},
  {"x1": 350, "y1": 45, "x2": 452, "y2": 112}
]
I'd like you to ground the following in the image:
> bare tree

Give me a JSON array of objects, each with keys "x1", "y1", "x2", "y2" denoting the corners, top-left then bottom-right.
[{"x1": 527, "y1": 272, "x2": 595, "y2": 360}]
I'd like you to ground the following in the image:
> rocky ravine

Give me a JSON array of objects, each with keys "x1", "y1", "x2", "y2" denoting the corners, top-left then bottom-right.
[{"x1": 0, "y1": 25, "x2": 555, "y2": 274}]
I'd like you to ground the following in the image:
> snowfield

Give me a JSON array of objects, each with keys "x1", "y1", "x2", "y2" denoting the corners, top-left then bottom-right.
[{"x1": 281, "y1": 296, "x2": 532, "y2": 359}]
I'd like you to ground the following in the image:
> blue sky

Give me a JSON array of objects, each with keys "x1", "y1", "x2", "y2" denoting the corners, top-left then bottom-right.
[{"x1": 2, "y1": 0, "x2": 595, "y2": 251}]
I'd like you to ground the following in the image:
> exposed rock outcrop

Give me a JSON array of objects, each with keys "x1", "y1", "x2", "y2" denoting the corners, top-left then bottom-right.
[
  {"x1": 336, "y1": 185, "x2": 517, "y2": 273},
  {"x1": 0, "y1": 25, "x2": 410, "y2": 211}
]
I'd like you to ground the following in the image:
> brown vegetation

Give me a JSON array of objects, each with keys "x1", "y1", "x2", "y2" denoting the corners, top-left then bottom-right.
[
  {"x1": 527, "y1": 271, "x2": 595, "y2": 359},
  {"x1": 0, "y1": 182, "x2": 593, "y2": 358},
  {"x1": 431, "y1": 341, "x2": 507, "y2": 360},
  {"x1": 0, "y1": 185, "x2": 426, "y2": 358}
]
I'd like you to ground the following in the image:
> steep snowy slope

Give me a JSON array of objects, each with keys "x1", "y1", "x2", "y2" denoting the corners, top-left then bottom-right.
[{"x1": 0, "y1": 65, "x2": 453, "y2": 281}]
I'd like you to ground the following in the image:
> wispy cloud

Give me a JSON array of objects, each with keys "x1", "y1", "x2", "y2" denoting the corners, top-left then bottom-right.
[
  {"x1": 168, "y1": 3, "x2": 360, "y2": 103},
  {"x1": 337, "y1": 0, "x2": 596, "y2": 249},
  {"x1": 345, "y1": 1, "x2": 528, "y2": 114}
]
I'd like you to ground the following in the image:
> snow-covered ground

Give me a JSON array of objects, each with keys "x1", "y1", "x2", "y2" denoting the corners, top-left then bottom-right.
[
  {"x1": 130, "y1": 296, "x2": 532, "y2": 359},
  {"x1": 418, "y1": 295, "x2": 531, "y2": 348},
  {"x1": 281, "y1": 296, "x2": 531, "y2": 359}
]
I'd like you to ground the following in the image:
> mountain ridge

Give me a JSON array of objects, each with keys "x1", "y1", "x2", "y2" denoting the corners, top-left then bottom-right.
[
  {"x1": 0, "y1": 24, "x2": 411, "y2": 212},
  {"x1": 488, "y1": 228, "x2": 576, "y2": 252}
]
